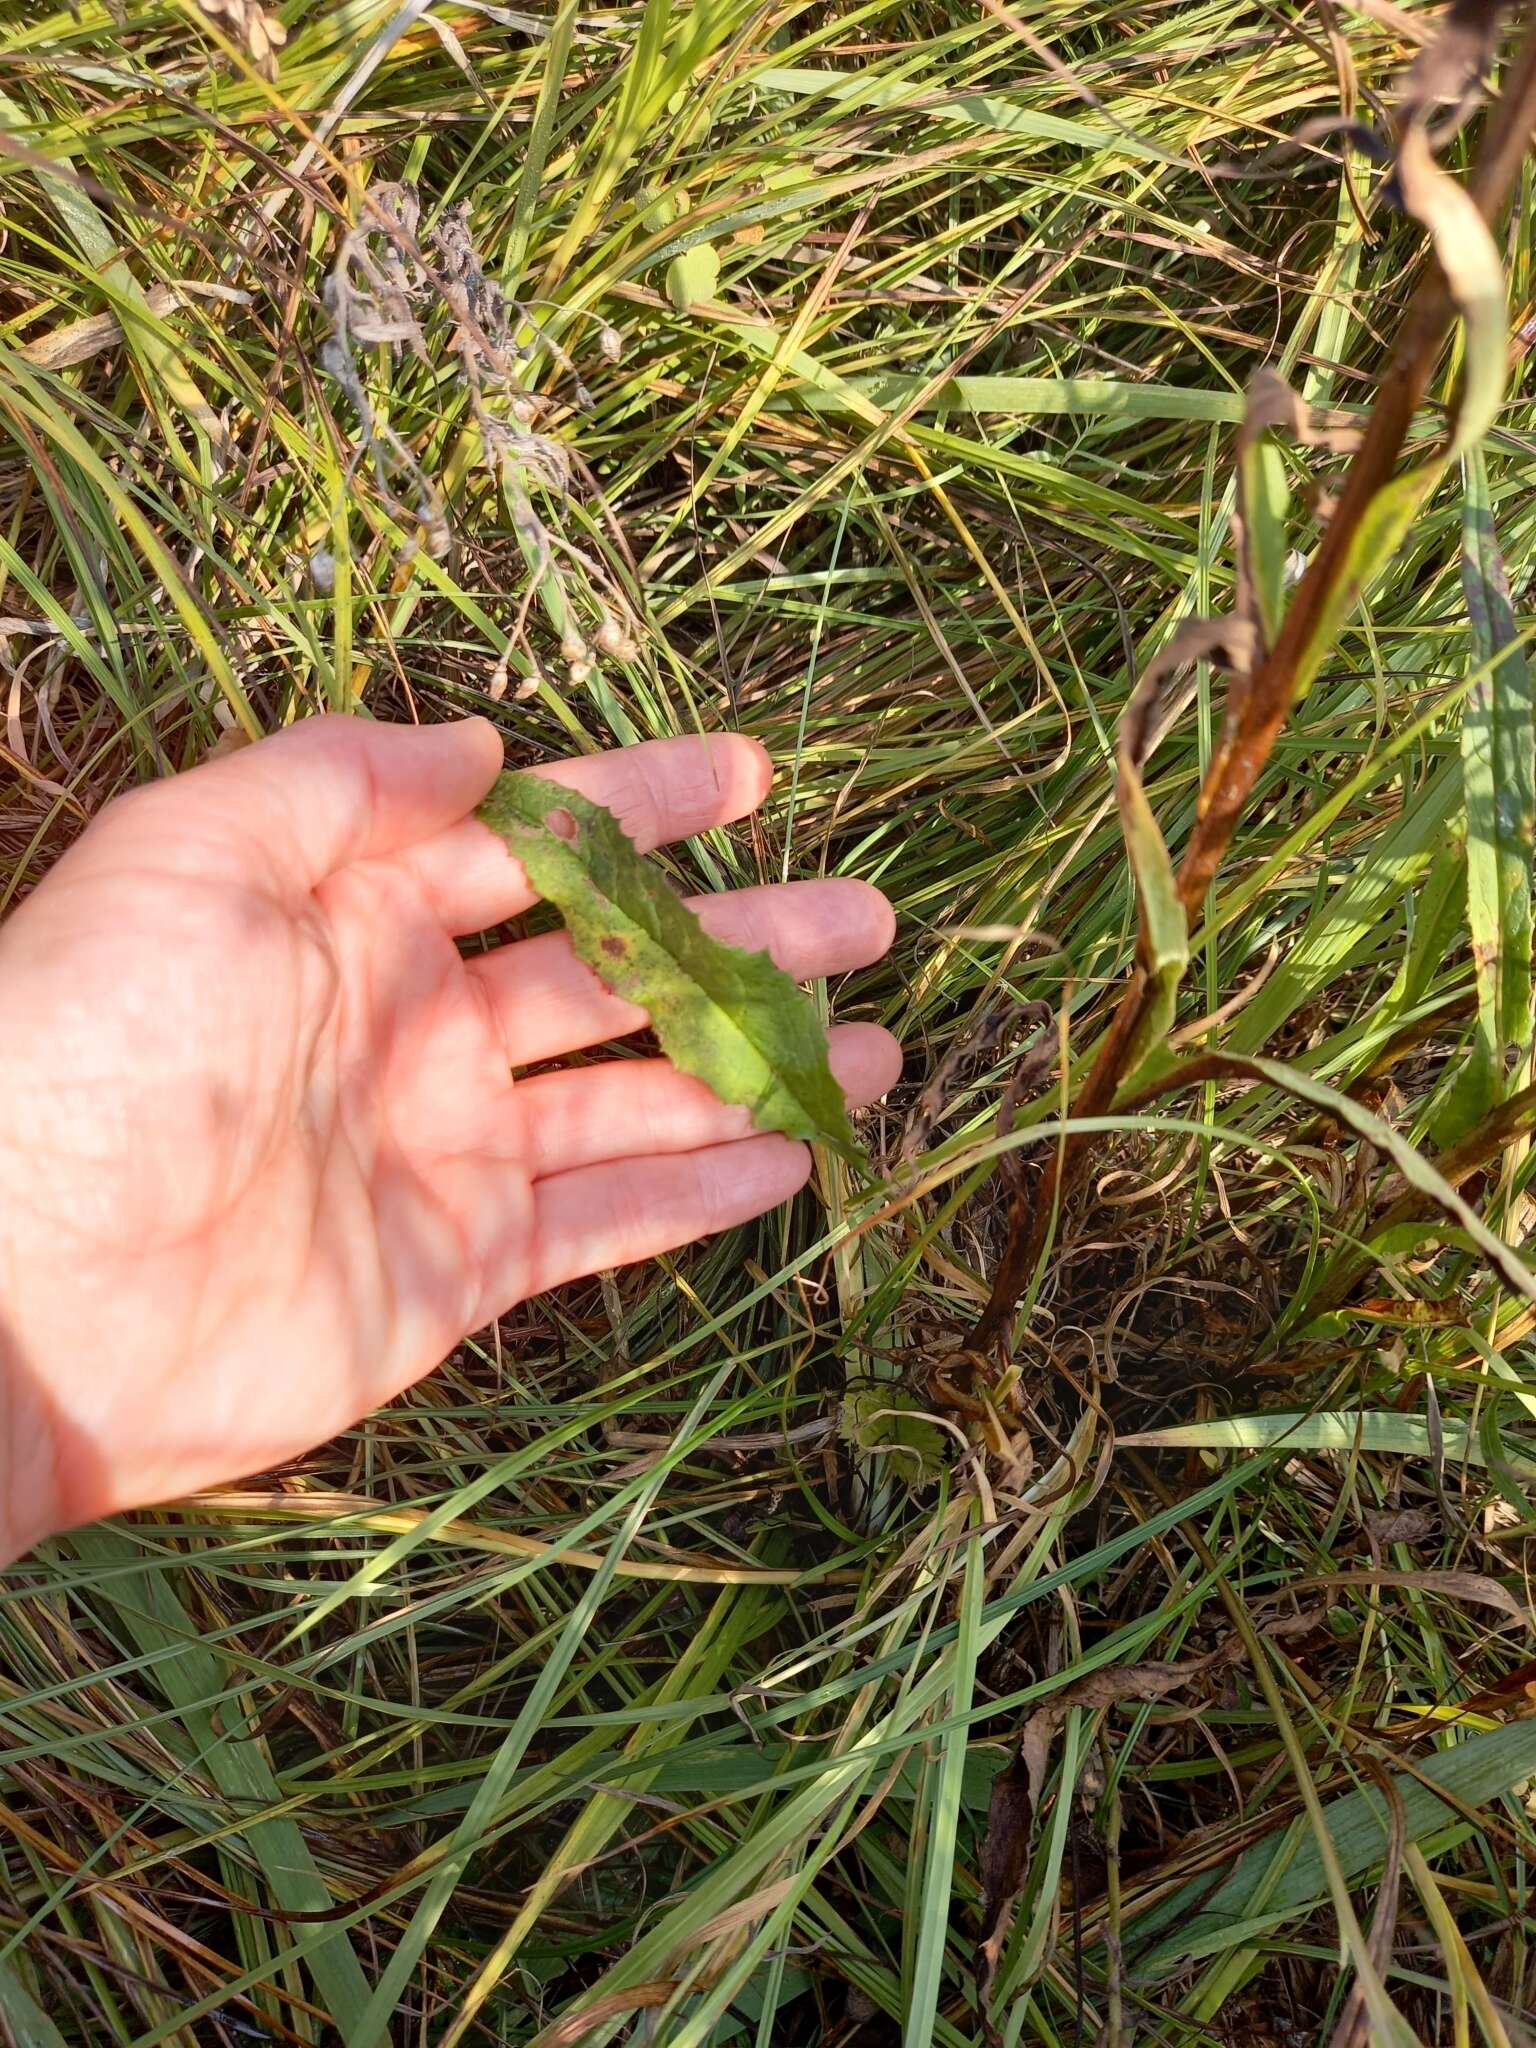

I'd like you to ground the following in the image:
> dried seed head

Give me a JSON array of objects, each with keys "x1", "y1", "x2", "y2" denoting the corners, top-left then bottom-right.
[
  {"x1": 195, "y1": 0, "x2": 288, "y2": 79},
  {"x1": 598, "y1": 324, "x2": 624, "y2": 364},
  {"x1": 593, "y1": 615, "x2": 639, "y2": 663},
  {"x1": 205, "y1": 723, "x2": 255, "y2": 761},
  {"x1": 559, "y1": 632, "x2": 588, "y2": 665}
]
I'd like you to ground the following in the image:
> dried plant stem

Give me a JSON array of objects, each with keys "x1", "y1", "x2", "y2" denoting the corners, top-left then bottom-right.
[{"x1": 972, "y1": 12, "x2": 1536, "y2": 1352}]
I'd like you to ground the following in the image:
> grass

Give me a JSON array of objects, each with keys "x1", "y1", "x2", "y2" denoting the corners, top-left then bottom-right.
[{"x1": 3, "y1": 0, "x2": 1536, "y2": 2042}]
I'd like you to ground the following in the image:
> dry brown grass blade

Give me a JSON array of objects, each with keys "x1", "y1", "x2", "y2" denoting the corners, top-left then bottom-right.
[
  {"x1": 1327, "y1": 1761, "x2": 1408, "y2": 2048},
  {"x1": 1398, "y1": 0, "x2": 1504, "y2": 147},
  {"x1": 1256, "y1": 1056, "x2": 1536, "y2": 1319},
  {"x1": 528, "y1": 1982, "x2": 678, "y2": 2048},
  {"x1": 1289, "y1": 1568, "x2": 1532, "y2": 1623},
  {"x1": 1109, "y1": 1048, "x2": 1536, "y2": 1310},
  {"x1": 897, "y1": 997, "x2": 1053, "y2": 1167},
  {"x1": 182, "y1": 1491, "x2": 854, "y2": 1584}
]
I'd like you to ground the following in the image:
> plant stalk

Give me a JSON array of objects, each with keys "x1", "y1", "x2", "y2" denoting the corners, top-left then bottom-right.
[{"x1": 971, "y1": 11, "x2": 1536, "y2": 1352}]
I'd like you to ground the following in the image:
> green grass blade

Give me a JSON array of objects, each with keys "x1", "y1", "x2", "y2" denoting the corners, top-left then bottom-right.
[
  {"x1": 1135, "y1": 1717, "x2": 1536, "y2": 1973},
  {"x1": 1452, "y1": 442, "x2": 1535, "y2": 1131}
]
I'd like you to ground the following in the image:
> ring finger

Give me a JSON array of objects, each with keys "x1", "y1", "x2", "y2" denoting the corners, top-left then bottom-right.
[{"x1": 517, "y1": 1022, "x2": 902, "y2": 1178}]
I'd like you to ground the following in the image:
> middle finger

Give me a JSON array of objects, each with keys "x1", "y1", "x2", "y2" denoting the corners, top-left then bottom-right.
[{"x1": 467, "y1": 877, "x2": 895, "y2": 1068}]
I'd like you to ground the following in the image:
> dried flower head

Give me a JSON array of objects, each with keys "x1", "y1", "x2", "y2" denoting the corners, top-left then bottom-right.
[{"x1": 194, "y1": 0, "x2": 288, "y2": 80}]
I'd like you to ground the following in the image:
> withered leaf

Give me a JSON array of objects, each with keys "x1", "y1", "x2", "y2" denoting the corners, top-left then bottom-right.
[
  {"x1": 1362, "y1": 1507, "x2": 1437, "y2": 1553},
  {"x1": 899, "y1": 997, "x2": 1053, "y2": 1166},
  {"x1": 975, "y1": 1754, "x2": 1034, "y2": 2036},
  {"x1": 1291, "y1": 1568, "x2": 1530, "y2": 1625},
  {"x1": 1397, "y1": 0, "x2": 1503, "y2": 145}
]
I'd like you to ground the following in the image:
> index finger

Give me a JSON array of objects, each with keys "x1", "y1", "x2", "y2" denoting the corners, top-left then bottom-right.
[
  {"x1": 86, "y1": 714, "x2": 507, "y2": 900},
  {"x1": 380, "y1": 732, "x2": 773, "y2": 935}
]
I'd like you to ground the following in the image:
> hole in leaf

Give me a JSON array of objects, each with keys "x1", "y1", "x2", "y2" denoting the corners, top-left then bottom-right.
[{"x1": 547, "y1": 807, "x2": 577, "y2": 841}]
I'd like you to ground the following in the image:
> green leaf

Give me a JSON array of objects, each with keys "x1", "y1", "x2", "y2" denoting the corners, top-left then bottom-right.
[
  {"x1": 0, "y1": 91, "x2": 221, "y2": 471},
  {"x1": 906, "y1": 1512, "x2": 983, "y2": 2047},
  {"x1": 1452, "y1": 443, "x2": 1535, "y2": 1134},
  {"x1": 478, "y1": 773, "x2": 860, "y2": 1160},
  {"x1": 1110, "y1": 621, "x2": 1234, "y2": 1089},
  {"x1": 1131, "y1": 1716, "x2": 1536, "y2": 1975},
  {"x1": 666, "y1": 239, "x2": 721, "y2": 313},
  {"x1": 792, "y1": 371, "x2": 1253, "y2": 424},
  {"x1": 0, "y1": 1958, "x2": 69, "y2": 2048},
  {"x1": 753, "y1": 65, "x2": 1171, "y2": 165},
  {"x1": 1292, "y1": 465, "x2": 1433, "y2": 705},
  {"x1": 1240, "y1": 434, "x2": 1291, "y2": 650},
  {"x1": 838, "y1": 1387, "x2": 947, "y2": 1485},
  {"x1": 544, "y1": 0, "x2": 755, "y2": 284},
  {"x1": 1385, "y1": 832, "x2": 1468, "y2": 1045},
  {"x1": 1117, "y1": 749, "x2": 1187, "y2": 1088},
  {"x1": 1229, "y1": 755, "x2": 1465, "y2": 1054},
  {"x1": 1117, "y1": 1408, "x2": 1536, "y2": 1479}
]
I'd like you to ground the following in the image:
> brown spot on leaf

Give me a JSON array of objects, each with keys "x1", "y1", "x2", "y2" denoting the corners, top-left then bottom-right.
[{"x1": 600, "y1": 935, "x2": 626, "y2": 959}]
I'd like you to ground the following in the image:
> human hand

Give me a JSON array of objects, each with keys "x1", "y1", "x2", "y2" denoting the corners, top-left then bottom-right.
[{"x1": 0, "y1": 718, "x2": 898, "y2": 1559}]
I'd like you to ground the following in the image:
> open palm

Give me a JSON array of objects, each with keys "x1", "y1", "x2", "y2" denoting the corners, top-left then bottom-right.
[{"x1": 0, "y1": 718, "x2": 897, "y2": 1557}]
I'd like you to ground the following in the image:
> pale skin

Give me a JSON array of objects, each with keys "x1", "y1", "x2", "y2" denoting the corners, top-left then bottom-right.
[{"x1": 0, "y1": 717, "x2": 899, "y2": 1563}]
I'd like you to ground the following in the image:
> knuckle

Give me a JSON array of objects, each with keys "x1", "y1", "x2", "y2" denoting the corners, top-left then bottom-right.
[
  {"x1": 602, "y1": 756, "x2": 665, "y2": 850},
  {"x1": 715, "y1": 890, "x2": 770, "y2": 956}
]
